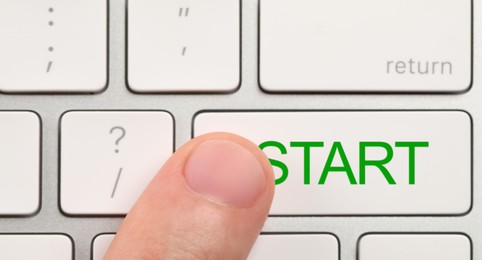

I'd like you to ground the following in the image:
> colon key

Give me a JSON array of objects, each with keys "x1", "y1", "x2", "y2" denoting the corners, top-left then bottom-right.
[{"x1": 0, "y1": 0, "x2": 107, "y2": 93}]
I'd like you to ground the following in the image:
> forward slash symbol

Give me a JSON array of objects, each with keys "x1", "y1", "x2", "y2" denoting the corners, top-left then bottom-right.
[
  {"x1": 182, "y1": 46, "x2": 187, "y2": 56},
  {"x1": 111, "y1": 167, "x2": 123, "y2": 198}
]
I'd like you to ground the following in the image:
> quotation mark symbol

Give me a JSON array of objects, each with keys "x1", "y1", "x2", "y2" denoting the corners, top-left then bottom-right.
[
  {"x1": 179, "y1": 7, "x2": 189, "y2": 17},
  {"x1": 178, "y1": 7, "x2": 190, "y2": 56}
]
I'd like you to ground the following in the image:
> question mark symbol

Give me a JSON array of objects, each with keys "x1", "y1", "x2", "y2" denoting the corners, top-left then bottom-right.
[{"x1": 110, "y1": 126, "x2": 126, "y2": 153}]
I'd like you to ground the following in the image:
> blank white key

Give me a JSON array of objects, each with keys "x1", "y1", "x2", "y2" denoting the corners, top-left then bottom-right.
[
  {"x1": 60, "y1": 111, "x2": 173, "y2": 215},
  {"x1": 92, "y1": 234, "x2": 338, "y2": 260},
  {"x1": 260, "y1": 0, "x2": 471, "y2": 92},
  {"x1": 92, "y1": 234, "x2": 114, "y2": 260},
  {"x1": 0, "y1": 0, "x2": 107, "y2": 93},
  {"x1": 249, "y1": 234, "x2": 338, "y2": 260},
  {"x1": 359, "y1": 234, "x2": 471, "y2": 260},
  {"x1": 194, "y1": 111, "x2": 471, "y2": 215},
  {"x1": 0, "y1": 234, "x2": 72, "y2": 260},
  {"x1": 0, "y1": 112, "x2": 40, "y2": 215},
  {"x1": 128, "y1": 0, "x2": 240, "y2": 92}
]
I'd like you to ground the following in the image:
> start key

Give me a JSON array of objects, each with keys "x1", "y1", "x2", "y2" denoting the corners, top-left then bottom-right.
[{"x1": 194, "y1": 111, "x2": 472, "y2": 216}]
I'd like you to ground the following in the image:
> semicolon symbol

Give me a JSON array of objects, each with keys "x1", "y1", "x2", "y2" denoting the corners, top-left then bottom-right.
[{"x1": 47, "y1": 8, "x2": 55, "y2": 73}]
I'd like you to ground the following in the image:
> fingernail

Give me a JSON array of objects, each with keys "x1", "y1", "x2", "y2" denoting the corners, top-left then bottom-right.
[{"x1": 184, "y1": 140, "x2": 265, "y2": 208}]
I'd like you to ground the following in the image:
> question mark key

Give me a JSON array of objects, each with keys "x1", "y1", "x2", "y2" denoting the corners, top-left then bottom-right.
[{"x1": 60, "y1": 111, "x2": 174, "y2": 215}]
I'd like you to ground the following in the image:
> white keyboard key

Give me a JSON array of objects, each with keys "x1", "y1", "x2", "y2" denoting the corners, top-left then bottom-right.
[
  {"x1": 60, "y1": 111, "x2": 173, "y2": 215},
  {"x1": 0, "y1": 112, "x2": 40, "y2": 215},
  {"x1": 92, "y1": 234, "x2": 114, "y2": 260},
  {"x1": 0, "y1": 0, "x2": 107, "y2": 93},
  {"x1": 194, "y1": 111, "x2": 471, "y2": 215},
  {"x1": 249, "y1": 234, "x2": 338, "y2": 260},
  {"x1": 92, "y1": 234, "x2": 338, "y2": 260},
  {"x1": 0, "y1": 234, "x2": 72, "y2": 260},
  {"x1": 359, "y1": 234, "x2": 471, "y2": 260},
  {"x1": 260, "y1": 0, "x2": 471, "y2": 92},
  {"x1": 128, "y1": 0, "x2": 240, "y2": 92}
]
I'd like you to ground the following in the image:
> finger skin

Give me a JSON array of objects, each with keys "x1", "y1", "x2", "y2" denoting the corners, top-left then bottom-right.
[{"x1": 105, "y1": 132, "x2": 275, "y2": 260}]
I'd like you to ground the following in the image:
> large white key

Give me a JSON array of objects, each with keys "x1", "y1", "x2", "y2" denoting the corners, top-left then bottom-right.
[
  {"x1": 194, "y1": 111, "x2": 471, "y2": 215},
  {"x1": 92, "y1": 234, "x2": 339, "y2": 260},
  {"x1": 0, "y1": 234, "x2": 72, "y2": 260},
  {"x1": 0, "y1": 1, "x2": 107, "y2": 93},
  {"x1": 0, "y1": 112, "x2": 40, "y2": 215},
  {"x1": 248, "y1": 234, "x2": 338, "y2": 260},
  {"x1": 60, "y1": 111, "x2": 173, "y2": 215},
  {"x1": 260, "y1": 0, "x2": 471, "y2": 92},
  {"x1": 92, "y1": 234, "x2": 114, "y2": 260},
  {"x1": 128, "y1": 0, "x2": 240, "y2": 92},
  {"x1": 359, "y1": 234, "x2": 471, "y2": 260}
]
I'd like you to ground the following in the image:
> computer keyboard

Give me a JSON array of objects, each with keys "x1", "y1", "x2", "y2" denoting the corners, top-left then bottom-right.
[{"x1": 0, "y1": 0, "x2": 477, "y2": 259}]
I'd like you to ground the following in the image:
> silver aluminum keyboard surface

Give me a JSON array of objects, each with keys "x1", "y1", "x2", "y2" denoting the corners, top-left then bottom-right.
[{"x1": 0, "y1": 0, "x2": 480, "y2": 259}]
